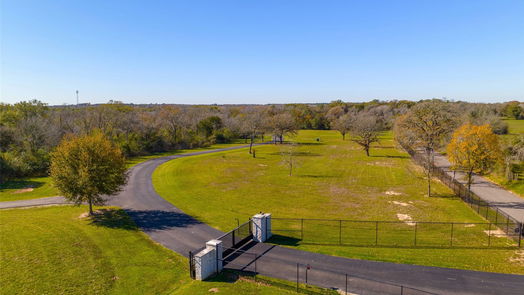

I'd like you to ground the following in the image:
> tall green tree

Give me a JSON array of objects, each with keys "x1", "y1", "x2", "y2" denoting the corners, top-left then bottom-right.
[
  {"x1": 50, "y1": 131, "x2": 128, "y2": 215},
  {"x1": 504, "y1": 102, "x2": 523, "y2": 120}
]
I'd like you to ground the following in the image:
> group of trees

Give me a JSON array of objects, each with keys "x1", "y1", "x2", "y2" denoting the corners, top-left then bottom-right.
[
  {"x1": 1, "y1": 99, "x2": 521, "y2": 186},
  {"x1": 394, "y1": 100, "x2": 523, "y2": 197}
]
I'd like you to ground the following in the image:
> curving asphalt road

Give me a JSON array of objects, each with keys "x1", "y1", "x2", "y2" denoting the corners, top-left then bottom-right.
[{"x1": 2, "y1": 144, "x2": 524, "y2": 294}]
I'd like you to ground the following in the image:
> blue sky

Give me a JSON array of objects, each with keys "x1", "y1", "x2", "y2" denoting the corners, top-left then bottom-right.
[{"x1": 1, "y1": 0, "x2": 523, "y2": 105}]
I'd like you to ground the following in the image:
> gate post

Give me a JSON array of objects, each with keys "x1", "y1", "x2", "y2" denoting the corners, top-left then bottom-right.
[
  {"x1": 193, "y1": 239, "x2": 223, "y2": 280},
  {"x1": 252, "y1": 213, "x2": 272, "y2": 242},
  {"x1": 207, "y1": 239, "x2": 224, "y2": 274}
]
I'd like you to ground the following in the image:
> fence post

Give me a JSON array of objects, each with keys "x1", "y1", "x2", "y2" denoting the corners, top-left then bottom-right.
[
  {"x1": 495, "y1": 208, "x2": 499, "y2": 224},
  {"x1": 339, "y1": 220, "x2": 342, "y2": 245},
  {"x1": 345, "y1": 273, "x2": 348, "y2": 295},
  {"x1": 401, "y1": 285, "x2": 404, "y2": 295},
  {"x1": 375, "y1": 221, "x2": 379, "y2": 246},
  {"x1": 488, "y1": 222, "x2": 492, "y2": 247},
  {"x1": 450, "y1": 223, "x2": 454, "y2": 247},
  {"x1": 519, "y1": 223, "x2": 522, "y2": 248},
  {"x1": 414, "y1": 222, "x2": 418, "y2": 246},
  {"x1": 189, "y1": 251, "x2": 194, "y2": 279},
  {"x1": 485, "y1": 205, "x2": 489, "y2": 220},
  {"x1": 301, "y1": 219, "x2": 304, "y2": 240}
]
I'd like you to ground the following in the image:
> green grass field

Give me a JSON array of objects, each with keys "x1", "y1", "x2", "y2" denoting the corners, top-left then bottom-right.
[
  {"x1": 506, "y1": 118, "x2": 524, "y2": 135},
  {"x1": 153, "y1": 130, "x2": 524, "y2": 274},
  {"x1": 0, "y1": 206, "x2": 310, "y2": 295},
  {"x1": 0, "y1": 142, "x2": 249, "y2": 202}
]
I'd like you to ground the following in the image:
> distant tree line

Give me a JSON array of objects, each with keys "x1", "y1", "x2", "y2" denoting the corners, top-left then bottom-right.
[{"x1": 0, "y1": 98, "x2": 520, "y2": 183}]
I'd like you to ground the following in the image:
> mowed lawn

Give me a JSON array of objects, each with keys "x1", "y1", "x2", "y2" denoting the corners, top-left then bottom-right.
[
  {"x1": 153, "y1": 130, "x2": 524, "y2": 274},
  {"x1": 0, "y1": 206, "x2": 307, "y2": 295},
  {"x1": 0, "y1": 142, "x2": 249, "y2": 202}
]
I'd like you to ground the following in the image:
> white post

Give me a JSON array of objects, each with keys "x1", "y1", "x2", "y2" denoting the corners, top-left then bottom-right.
[
  {"x1": 206, "y1": 239, "x2": 223, "y2": 272},
  {"x1": 193, "y1": 239, "x2": 223, "y2": 280},
  {"x1": 252, "y1": 213, "x2": 272, "y2": 242},
  {"x1": 264, "y1": 213, "x2": 272, "y2": 241}
]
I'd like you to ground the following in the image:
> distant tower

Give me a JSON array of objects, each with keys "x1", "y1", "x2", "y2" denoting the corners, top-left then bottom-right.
[{"x1": 76, "y1": 90, "x2": 79, "y2": 105}]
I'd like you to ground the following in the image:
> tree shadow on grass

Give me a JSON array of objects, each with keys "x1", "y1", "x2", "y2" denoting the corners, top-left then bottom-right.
[
  {"x1": 89, "y1": 209, "x2": 138, "y2": 230},
  {"x1": 266, "y1": 234, "x2": 517, "y2": 250},
  {"x1": 267, "y1": 234, "x2": 301, "y2": 246},
  {"x1": 90, "y1": 208, "x2": 203, "y2": 231},
  {"x1": 0, "y1": 180, "x2": 46, "y2": 192},
  {"x1": 299, "y1": 174, "x2": 337, "y2": 179}
]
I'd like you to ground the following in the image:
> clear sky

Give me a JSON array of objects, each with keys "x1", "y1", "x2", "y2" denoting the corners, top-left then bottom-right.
[{"x1": 1, "y1": 0, "x2": 523, "y2": 105}]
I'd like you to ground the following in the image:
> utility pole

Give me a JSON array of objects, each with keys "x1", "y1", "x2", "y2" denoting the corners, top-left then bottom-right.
[{"x1": 76, "y1": 90, "x2": 79, "y2": 105}]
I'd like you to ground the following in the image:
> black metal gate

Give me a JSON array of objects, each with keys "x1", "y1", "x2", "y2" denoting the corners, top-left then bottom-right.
[
  {"x1": 217, "y1": 220, "x2": 253, "y2": 257},
  {"x1": 189, "y1": 250, "x2": 195, "y2": 279}
]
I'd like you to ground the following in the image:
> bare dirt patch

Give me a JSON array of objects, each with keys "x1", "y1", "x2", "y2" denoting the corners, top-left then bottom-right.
[
  {"x1": 12, "y1": 188, "x2": 34, "y2": 194},
  {"x1": 464, "y1": 224, "x2": 476, "y2": 228},
  {"x1": 396, "y1": 213, "x2": 415, "y2": 226},
  {"x1": 208, "y1": 287, "x2": 219, "y2": 293},
  {"x1": 385, "y1": 191, "x2": 402, "y2": 196},
  {"x1": 509, "y1": 250, "x2": 524, "y2": 265},
  {"x1": 389, "y1": 201, "x2": 410, "y2": 207},
  {"x1": 78, "y1": 210, "x2": 104, "y2": 219},
  {"x1": 484, "y1": 229, "x2": 507, "y2": 238}
]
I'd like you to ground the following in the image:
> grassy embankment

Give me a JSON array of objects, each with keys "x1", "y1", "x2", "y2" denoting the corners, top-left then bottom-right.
[
  {"x1": 0, "y1": 142, "x2": 248, "y2": 202},
  {"x1": 153, "y1": 130, "x2": 524, "y2": 274},
  {"x1": 0, "y1": 206, "x2": 319, "y2": 295}
]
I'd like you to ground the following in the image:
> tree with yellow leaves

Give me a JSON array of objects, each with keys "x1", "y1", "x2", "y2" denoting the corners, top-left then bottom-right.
[{"x1": 447, "y1": 124, "x2": 502, "y2": 194}]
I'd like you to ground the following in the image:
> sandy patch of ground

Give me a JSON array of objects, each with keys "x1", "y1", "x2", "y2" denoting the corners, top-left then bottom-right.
[
  {"x1": 484, "y1": 229, "x2": 507, "y2": 237},
  {"x1": 208, "y1": 287, "x2": 219, "y2": 292},
  {"x1": 385, "y1": 191, "x2": 402, "y2": 196},
  {"x1": 464, "y1": 224, "x2": 476, "y2": 228},
  {"x1": 78, "y1": 210, "x2": 105, "y2": 219},
  {"x1": 389, "y1": 201, "x2": 410, "y2": 207},
  {"x1": 509, "y1": 250, "x2": 524, "y2": 265},
  {"x1": 257, "y1": 164, "x2": 268, "y2": 167},
  {"x1": 396, "y1": 213, "x2": 416, "y2": 226},
  {"x1": 12, "y1": 188, "x2": 34, "y2": 194}
]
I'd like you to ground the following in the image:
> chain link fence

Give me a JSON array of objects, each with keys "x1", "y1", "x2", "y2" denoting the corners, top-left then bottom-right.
[
  {"x1": 270, "y1": 217, "x2": 522, "y2": 248},
  {"x1": 400, "y1": 144, "x2": 523, "y2": 239}
]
